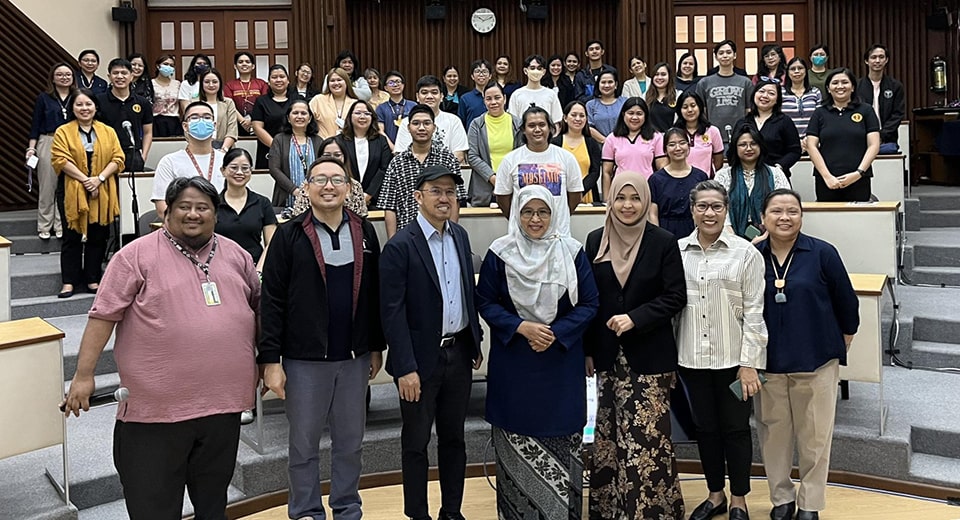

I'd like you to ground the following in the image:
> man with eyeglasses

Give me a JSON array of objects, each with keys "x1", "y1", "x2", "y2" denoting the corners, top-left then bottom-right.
[
  {"x1": 375, "y1": 70, "x2": 418, "y2": 145},
  {"x1": 259, "y1": 155, "x2": 384, "y2": 520},
  {"x1": 152, "y1": 101, "x2": 226, "y2": 217},
  {"x1": 380, "y1": 164, "x2": 483, "y2": 520},
  {"x1": 97, "y1": 57, "x2": 154, "y2": 172},
  {"x1": 695, "y1": 40, "x2": 754, "y2": 149},
  {"x1": 393, "y1": 75, "x2": 470, "y2": 164},
  {"x1": 380, "y1": 104, "x2": 466, "y2": 238},
  {"x1": 457, "y1": 59, "x2": 493, "y2": 129}
]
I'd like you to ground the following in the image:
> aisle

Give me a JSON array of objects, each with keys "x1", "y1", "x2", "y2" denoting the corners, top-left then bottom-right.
[{"x1": 240, "y1": 474, "x2": 959, "y2": 519}]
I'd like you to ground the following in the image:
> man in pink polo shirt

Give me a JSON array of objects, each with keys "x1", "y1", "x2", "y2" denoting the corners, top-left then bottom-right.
[{"x1": 63, "y1": 176, "x2": 260, "y2": 519}]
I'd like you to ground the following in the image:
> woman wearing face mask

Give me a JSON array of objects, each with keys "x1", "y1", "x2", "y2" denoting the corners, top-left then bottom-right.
[
  {"x1": 268, "y1": 99, "x2": 323, "y2": 207},
  {"x1": 178, "y1": 53, "x2": 212, "y2": 112},
  {"x1": 151, "y1": 54, "x2": 182, "y2": 137},
  {"x1": 215, "y1": 148, "x2": 277, "y2": 272},
  {"x1": 198, "y1": 68, "x2": 239, "y2": 152},
  {"x1": 292, "y1": 137, "x2": 368, "y2": 217},
  {"x1": 673, "y1": 91, "x2": 724, "y2": 175},
  {"x1": 586, "y1": 70, "x2": 625, "y2": 144},
  {"x1": 586, "y1": 172, "x2": 687, "y2": 520},
  {"x1": 477, "y1": 184, "x2": 599, "y2": 520},
  {"x1": 644, "y1": 62, "x2": 681, "y2": 132},
  {"x1": 551, "y1": 100, "x2": 601, "y2": 204},
  {"x1": 508, "y1": 54, "x2": 563, "y2": 125},
  {"x1": 252, "y1": 64, "x2": 295, "y2": 169},
  {"x1": 309, "y1": 67, "x2": 358, "y2": 139},
  {"x1": 51, "y1": 88, "x2": 124, "y2": 298},
  {"x1": 781, "y1": 58, "x2": 822, "y2": 153},
  {"x1": 621, "y1": 56, "x2": 651, "y2": 98},
  {"x1": 807, "y1": 44, "x2": 830, "y2": 94},
  {"x1": 735, "y1": 79, "x2": 801, "y2": 178},
  {"x1": 754, "y1": 44, "x2": 787, "y2": 85},
  {"x1": 649, "y1": 128, "x2": 709, "y2": 237},
  {"x1": 676, "y1": 52, "x2": 700, "y2": 93},
  {"x1": 467, "y1": 83, "x2": 522, "y2": 207},
  {"x1": 127, "y1": 53, "x2": 155, "y2": 105},
  {"x1": 439, "y1": 65, "x2": 470, "y2": 115},
  {"x1": 542, "y1": 54, "x2": 576, "y2": 108}
]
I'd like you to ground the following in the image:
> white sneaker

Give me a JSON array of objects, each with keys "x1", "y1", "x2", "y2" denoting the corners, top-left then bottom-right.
[
  {"x1": 55, "y1": 230, "x2": 63, "y2": 239},
  {"x1": 39, "y1": 231, "x2": 51, "y2": 240}
]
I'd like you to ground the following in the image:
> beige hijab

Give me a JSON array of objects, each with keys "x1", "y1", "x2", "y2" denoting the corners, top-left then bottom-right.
[{"x1": 594, "y1": 171, "x2": 651, "y2": 287}]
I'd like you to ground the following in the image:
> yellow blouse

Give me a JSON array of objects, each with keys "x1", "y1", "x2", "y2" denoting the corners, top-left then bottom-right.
[{"x1": 562, "y1": 136, "x2": 592, "y2": 203}]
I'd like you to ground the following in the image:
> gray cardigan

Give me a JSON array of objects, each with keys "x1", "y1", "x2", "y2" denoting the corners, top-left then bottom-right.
[
  {"x1": 267, "y1": 133, "x2": 323, "y2": 207},
  {"x1": 466, "y1": 113, "x2": 521, "y2": 206}
]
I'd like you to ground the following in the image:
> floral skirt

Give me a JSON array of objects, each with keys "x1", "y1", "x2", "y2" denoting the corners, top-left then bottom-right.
[
  {"x1": 493, "y1": 425, "x2": 584, "y2": 520},
  {"x1": 589, "y1": 351, "x2": 684, "y2": 519}
]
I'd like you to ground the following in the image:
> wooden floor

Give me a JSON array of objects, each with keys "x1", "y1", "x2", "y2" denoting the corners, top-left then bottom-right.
[{"x1": 240, "y1": 474, "x2": 960, "y2": 519}]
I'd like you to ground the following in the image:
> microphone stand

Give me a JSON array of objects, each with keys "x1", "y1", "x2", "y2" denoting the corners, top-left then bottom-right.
[{"x1": 124, "y1": 139, "x2": 142, "y2": 242}]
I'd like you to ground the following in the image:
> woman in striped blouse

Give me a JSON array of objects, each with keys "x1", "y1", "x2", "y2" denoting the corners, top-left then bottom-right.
[{"x1": 781, "y1": 57, "x2": 822, "y2": 153}]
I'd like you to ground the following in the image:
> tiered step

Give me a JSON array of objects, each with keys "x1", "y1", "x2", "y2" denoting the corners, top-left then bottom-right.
[
  {"x1": 909, "y1": 316, "x2": 960, "y2": 370},
  {"x1": 903, "y1": 188, "x2": 960, "y2": 286},
  {"x1": 909, "y1": 426, "x2": 960, "y2": 488}
]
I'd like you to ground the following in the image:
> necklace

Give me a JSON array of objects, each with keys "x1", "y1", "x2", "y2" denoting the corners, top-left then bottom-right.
[
  {"x1": 769, "y1": 250, "x2": 795, "y2": 303},
  {"x1": 55, "y1": 92, "x2": 70, "y2": 120}
]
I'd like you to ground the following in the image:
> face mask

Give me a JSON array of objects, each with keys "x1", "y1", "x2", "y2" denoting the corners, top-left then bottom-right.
[
  {"x1": 811, "y1": 56, "x2": 828, "y2": 67},
  {"x1": 187, "y1": 119, "x2": 215, "y2": 140},
  {"x1": 158, "y1": 65, "x2": 175, "y2": 78},
  {"x1": 526, "y1": 69, "x2": 545, "y2": 82},
  {"x1": 194, "y1": 64, "x2": 209, "y2": 75}
]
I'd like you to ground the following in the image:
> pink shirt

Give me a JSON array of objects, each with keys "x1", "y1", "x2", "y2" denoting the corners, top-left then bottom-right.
[
  {"x1": 89, "y1": 231, "x2": 260, "y2": 423},
  {"x1": 687, "y1": 125, "x2": 724, "y2": 176},
  {"x1": 601, "y1": 132, "x2": 664, "y2": 178}
]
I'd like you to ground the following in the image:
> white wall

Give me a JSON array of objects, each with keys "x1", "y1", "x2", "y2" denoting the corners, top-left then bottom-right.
[{"x1": 11, "y1": 0, "x2": 120, "y2": 63}]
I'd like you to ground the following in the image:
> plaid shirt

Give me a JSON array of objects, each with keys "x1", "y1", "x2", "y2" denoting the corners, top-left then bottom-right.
[{"x1": 379, "y1": 143, "x2": 466, "y2": 231}]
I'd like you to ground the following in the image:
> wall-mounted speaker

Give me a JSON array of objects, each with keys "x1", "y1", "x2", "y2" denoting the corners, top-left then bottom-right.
[
  {"x1": 425, "y1": 5, "x2": 446, "y2": 21},
  {"x1": 112, "y1": 6, "x2": 138, "y2": 23},
  {"x1": 526, "y1": 5, "x2": 548, "y2": 21},
  {"x1": 927, "y1": 9, "x2": 953, "y2": 30}
]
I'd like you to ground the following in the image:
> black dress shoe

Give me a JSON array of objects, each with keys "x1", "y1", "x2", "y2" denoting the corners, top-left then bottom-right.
[
  {"x1": 770, "y1": 502, "x2": 795, "y2": 520},
  {"x1": 437, "y1": 510, "x2": 465, "y2": 520},
  {"x1": 57, "y1": 290, "x2": 74, "y2": 299},
  {"x1": 689, "y1": 498, "x2": 728, "y2": 520},
  {"x1": 729, "y1": 507, "x2": 750, "y2": 520},
  {"x1": 796, "y1": 510, "x2": 819, "y2": 520}
]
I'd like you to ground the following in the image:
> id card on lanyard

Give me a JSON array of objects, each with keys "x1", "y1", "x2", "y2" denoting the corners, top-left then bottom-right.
[{"x1": 162, "y1": 228, "x2": 221, "y2": 306}]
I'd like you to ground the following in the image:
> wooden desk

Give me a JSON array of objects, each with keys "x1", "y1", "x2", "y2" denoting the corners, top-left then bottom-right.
[
  {"x1": 842, "y1": 273, "x2": 888, "y2": 435},
  {"x1": 791, "y1": 156, "x2": 906, "y2": 212},
  {"x1": 0, "y1": 235, "x2": 9, "y2": 322}
]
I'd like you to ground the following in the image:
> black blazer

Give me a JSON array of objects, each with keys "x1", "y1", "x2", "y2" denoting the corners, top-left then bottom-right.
[
  {"x1": 380, "y1": 219, "x2": 482, "y2": 381},
  {"x1": 268, "y1": 133, "x2": 324, "y2": 207},
  {"x1": 335, "y1": 134, "x2": 392, "y2": 207},
  {"x1": 584, "y1": 223, "x2": 687, "y2": 374},
  {"x1": 550, "y1": 133, "x2": 602, "y2": 195}
]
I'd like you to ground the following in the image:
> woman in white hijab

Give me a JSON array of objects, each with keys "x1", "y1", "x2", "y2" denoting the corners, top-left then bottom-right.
[{"x1": 476, "y1": 184, "x2": 599, "y2": 520}]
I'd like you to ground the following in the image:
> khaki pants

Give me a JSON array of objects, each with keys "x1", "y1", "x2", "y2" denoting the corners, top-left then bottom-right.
[
  {"x1": 755, "y1": 359, "x2": 840, "y2": 512},
  {"x1": 36, "y1": 134, "x2": 62, "y2": 234}
]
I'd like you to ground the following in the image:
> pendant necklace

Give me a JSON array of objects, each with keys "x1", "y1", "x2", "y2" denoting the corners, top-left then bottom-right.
[{"x1": 770, "y1": 250, "x2": 795, "y2": 303}]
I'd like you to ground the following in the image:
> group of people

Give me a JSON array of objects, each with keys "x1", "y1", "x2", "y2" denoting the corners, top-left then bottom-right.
[{"x1": 43, "y1": 37, "x2": 879, "y2": 520}]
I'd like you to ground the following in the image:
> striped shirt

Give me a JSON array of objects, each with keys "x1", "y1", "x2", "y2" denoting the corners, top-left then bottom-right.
[
  {"x1": 781, "y1": 86, "x2": 822, "y2": 136},
  {"x1": 676, "y1": 230, "x2": 768, "y2": 370}
]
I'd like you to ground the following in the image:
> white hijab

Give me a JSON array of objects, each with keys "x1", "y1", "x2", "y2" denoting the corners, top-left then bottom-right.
[{"x1": 489, "y1": 185, "x2": 582, "y2": 324}]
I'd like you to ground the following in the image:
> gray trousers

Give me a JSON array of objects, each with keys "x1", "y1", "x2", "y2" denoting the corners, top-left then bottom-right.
[
  {"x1": 36, "y1": 134, "x2": 62, "y2": 234},
  {"x1": 284, "y1": 354, "x2": 370, "y2": 520}
]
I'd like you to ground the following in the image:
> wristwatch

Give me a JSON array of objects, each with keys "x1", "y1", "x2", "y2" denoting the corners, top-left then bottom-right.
[
  {"x1": 856, "y1": 168, "x2": 865, "y2": 175},
  {"x1": 97, "y1": 174, "x2": 106, "y2": 182}
]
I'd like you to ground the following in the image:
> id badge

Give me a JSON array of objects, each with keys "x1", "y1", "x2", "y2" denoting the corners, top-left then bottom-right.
[
  {"x1": 201, "y1": 281, "x2": 221, "y2": 306},
  {"x1": 336, "y1": 117, "x2": 345, "y2": 129}
]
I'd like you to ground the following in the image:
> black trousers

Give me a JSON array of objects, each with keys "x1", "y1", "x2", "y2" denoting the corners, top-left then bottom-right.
[
  {"x1": 398, "y1": 332, "x2": 474, "y2": 520},
  {"x1": 56, "y1": 177, "x2": 110, "y2": 286},
  {"x1": 814, "y1": 174, "x2": 872, "y2": 202},
  {"x1": 678, "y1": 366, "x2": 753, "y2": 496},
  {"x1": 113, "y1": 413, "x2": 241, "y2": 520}
]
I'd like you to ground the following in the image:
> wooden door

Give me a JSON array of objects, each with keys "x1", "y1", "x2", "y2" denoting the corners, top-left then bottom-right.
[{"x1": 673, "y1": 2, "x2": 807, "y2": 76}]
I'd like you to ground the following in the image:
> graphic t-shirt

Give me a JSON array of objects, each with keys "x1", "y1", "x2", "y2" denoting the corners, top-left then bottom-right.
[{"x1": 494, "y1": 144, "x2": 584, "y2": 234}]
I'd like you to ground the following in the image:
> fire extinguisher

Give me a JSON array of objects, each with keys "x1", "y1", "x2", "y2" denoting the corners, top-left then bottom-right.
[{"x1": 931, "y1": 56, "x2": 947, "y2": 93}]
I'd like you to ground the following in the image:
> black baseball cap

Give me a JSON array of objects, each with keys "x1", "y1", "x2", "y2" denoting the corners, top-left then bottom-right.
[{"x1": 416, "y1": 165, "x2": 463, "y2": 189}]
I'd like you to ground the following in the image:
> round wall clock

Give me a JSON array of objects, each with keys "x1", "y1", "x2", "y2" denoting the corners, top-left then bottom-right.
[{"x1": 471, "y1": 8, "x2": 497, "y2": 34}]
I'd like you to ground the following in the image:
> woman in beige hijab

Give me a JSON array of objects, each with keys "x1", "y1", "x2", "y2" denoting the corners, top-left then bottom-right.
[{"x1": 584, "y1": 171, "x2": 688, "y2": 519}]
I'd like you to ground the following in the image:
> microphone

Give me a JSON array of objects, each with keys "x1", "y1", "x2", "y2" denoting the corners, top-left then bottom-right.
[
  {"x1": 60, "y1": 387, "x2": 129, "y2": 412},
  {"x1": 121, "y1": 120, "x2": 136, "y2": 147},
  {"x1": 724, "y1": 124, "x2": 733, "y2": 143}
]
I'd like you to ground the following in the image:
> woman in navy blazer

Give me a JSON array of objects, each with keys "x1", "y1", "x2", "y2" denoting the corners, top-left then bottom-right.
[
  {"x1": 336, "y1": 99, "x2": 393, "y2": 208},
  {"x1": 584, "y1": 171, "x2": 687, "y2": 519}
]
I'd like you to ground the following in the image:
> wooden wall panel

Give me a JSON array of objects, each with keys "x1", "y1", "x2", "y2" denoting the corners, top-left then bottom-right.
[{"x1": 0, "y1": 0, "x2": 76, "y2": 210}]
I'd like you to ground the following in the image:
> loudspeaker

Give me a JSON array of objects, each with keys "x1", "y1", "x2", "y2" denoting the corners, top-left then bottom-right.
[
  {"x1": 927, "y1": 9, "x2": 953, "y2": 30},
  {"x1": 526, "y1": 5, "x2": 548, "y2": 20},
  {"x1": 112, "y1": 6, "x2": 138, "y2": 23},
  {"x1": 425, "y1": 5, "x2": 446, "y2": 21}
]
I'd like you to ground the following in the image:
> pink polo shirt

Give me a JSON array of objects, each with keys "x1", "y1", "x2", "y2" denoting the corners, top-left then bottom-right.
[
  {"x1": 89, "y1": 230, "x2": 260, "y2": 423},
  {"x1": 687, "y1": 125, "x2": 724, "y2": 176},
  {"x1": 602, "y1": 132, "x2": 664, "y2": 178}
]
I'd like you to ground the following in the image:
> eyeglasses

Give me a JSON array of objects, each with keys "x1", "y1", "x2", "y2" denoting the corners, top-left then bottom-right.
[
  {"x1": 520, "y1": 208, "x2": 552, "y2": 220},
  {"x1": 693, "y1": 202, "x2": 726, "y2": 213},
  {"x1": 307, "y1": 175, "x2": 347, "y2": 186},
  {"x1": 737, "y1": 141, "x2": 759, "y2": 149},
  {"x1": 759, "y1": 76, "x2": 781, "y2": 84},
  {"x1": 353, "y1": 111, "x2": 372, "y2": 117},
  {"x1": 226, "y1": 165, "x2": 252, "y2": 174},
  {"x1": 321, "y1": 151, "x2": 344, "y2": 159},
  {"x1": 386, "y1": 80, "x2": 402, "y2": 86},
  {"x1": 186, "y1": 114, "x2": 215, "y2": 122},
  {"x1": 54, "y1": 72, "x2": 73, "y2": 78},
  {"x1": 473, "y1": 69, "x2": 490, "y2": 76},
  {"x1": 419, "y1": 188, "x2": 457, "y2": 199}
]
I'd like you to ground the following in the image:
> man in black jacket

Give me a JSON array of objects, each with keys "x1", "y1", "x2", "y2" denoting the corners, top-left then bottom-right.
[
  {"x1": 259, "y1": 155, "x2": 384, "y2": 520},
  {"x1": 855, "y1": 44, "x2": 905, "y2": 155},
  {"x1": 380, "y1": 165, "x2": 483, "y2": 520}
]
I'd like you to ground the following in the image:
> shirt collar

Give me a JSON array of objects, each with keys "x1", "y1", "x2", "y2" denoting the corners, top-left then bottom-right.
[
  {"x1": 679, "y1": 228, "x2": 736, "y2": 250},
  {"x1": 416, "y1": 212, "x2": 448, "y2": 239},
  {"x1": 756, "y1": 232, "x2": 813, "y2": 254},
  {"x1": 310, "y1": 209, "x2": 350, "y2": 234}
]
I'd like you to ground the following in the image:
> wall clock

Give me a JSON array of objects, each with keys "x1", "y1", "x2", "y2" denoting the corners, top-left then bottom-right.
[{"x1": 471, "y1": 8, "x2": 496, "y2": 34}]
